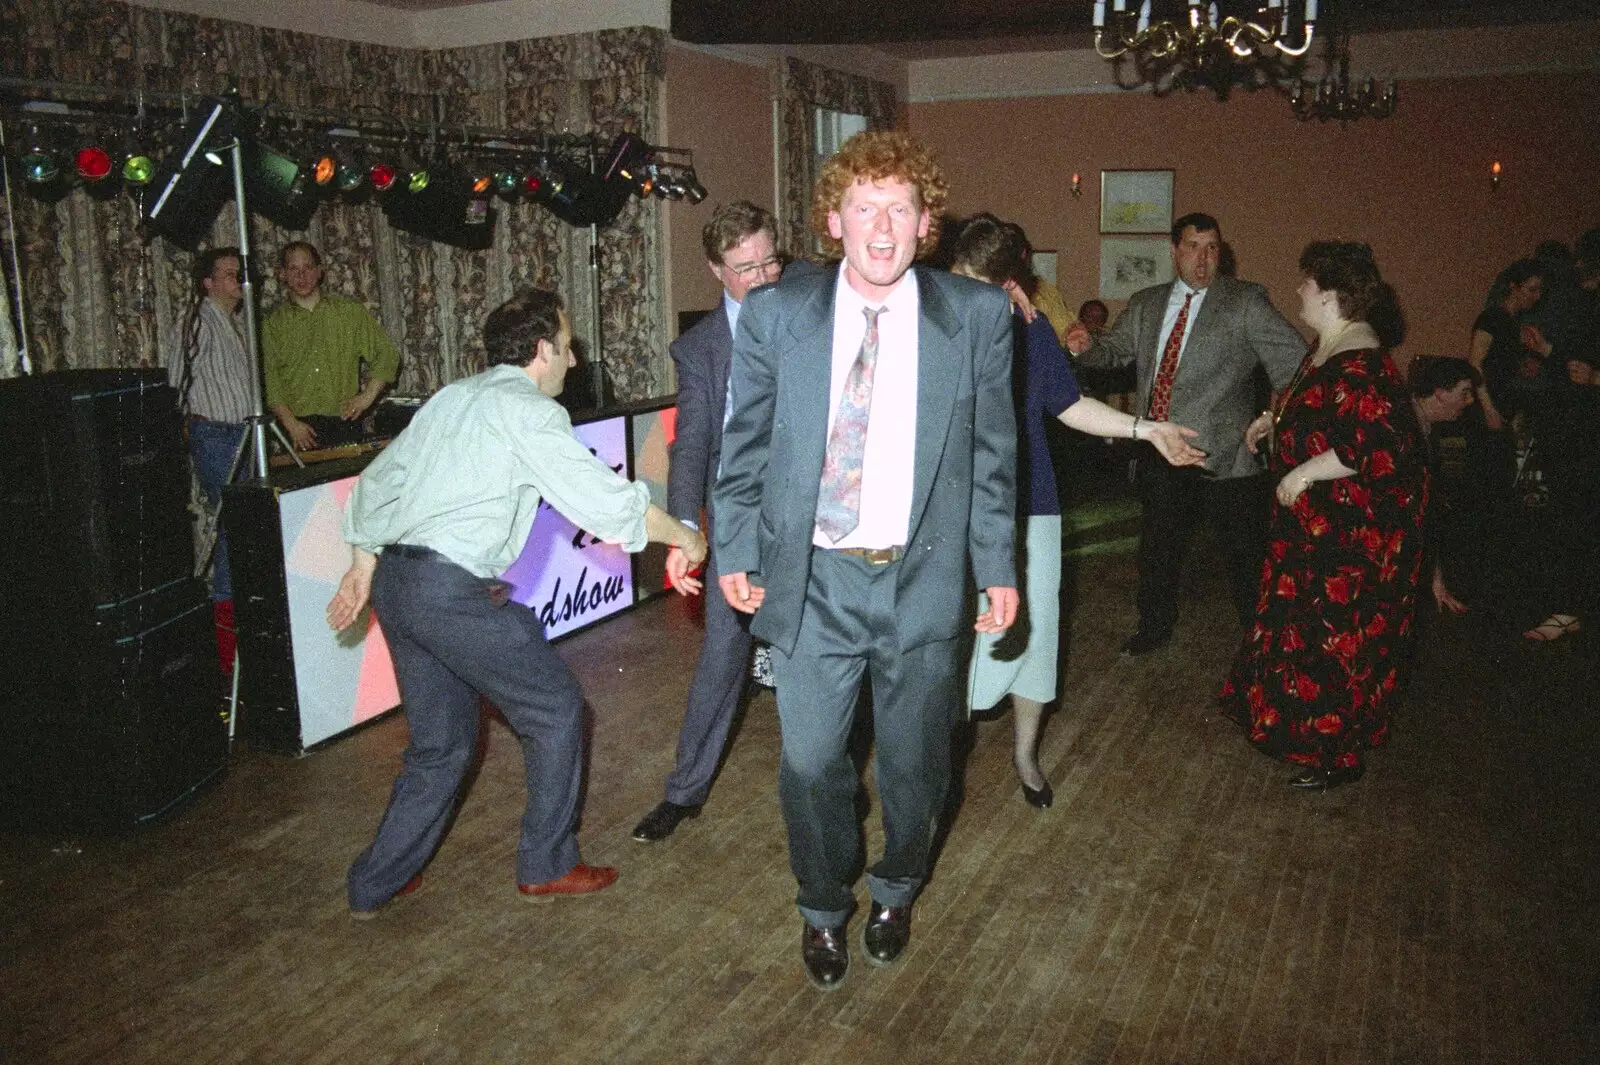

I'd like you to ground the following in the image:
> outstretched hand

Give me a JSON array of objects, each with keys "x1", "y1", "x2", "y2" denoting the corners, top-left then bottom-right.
[{"x1": 1146, "y1": 421, "x2": 1207, "y2": 467}]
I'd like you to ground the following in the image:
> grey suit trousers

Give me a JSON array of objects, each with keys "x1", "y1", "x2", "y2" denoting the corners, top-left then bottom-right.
[
  {"x1": 347, "y1": 549, "x2": 584, "y2": 910},
  {"x1": 663, "y1": 543, "x2": 755, "y2": 805},
  {"x1": 771, "y1": 548, "x2": 962, "y2": 928}
]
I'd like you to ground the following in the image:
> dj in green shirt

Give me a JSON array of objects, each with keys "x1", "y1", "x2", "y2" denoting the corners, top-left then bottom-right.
[{"x1": 263, "y1": 241, "x2": 400, "y2": 449}]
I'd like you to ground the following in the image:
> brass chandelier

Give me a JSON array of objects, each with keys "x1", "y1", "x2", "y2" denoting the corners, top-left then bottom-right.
[
  {"x1": 1091, "y1": 0, "x2": 1318, "y2": 94},
  {"x1": 1289, "y1": 22, "x2": 1397, "y2": 121}
]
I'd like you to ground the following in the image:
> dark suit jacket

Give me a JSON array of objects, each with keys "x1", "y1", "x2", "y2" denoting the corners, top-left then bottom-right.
[
  {"x1": 713, "y1": 265, "x2": 1018, "y2": 656},
  {"x1": 1081, "y1": 276, "x2": 1306, "y2": 478},
  {"x1": 666, "y1": 306, "x2": 732, "y2": 525}
]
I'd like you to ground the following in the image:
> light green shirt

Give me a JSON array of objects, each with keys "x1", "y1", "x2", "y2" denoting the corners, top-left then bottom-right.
[
  {"x1": 344, "y1": 365, "x2": 650, "y2": 578},
  {"x1": 262, "y1": 293, "x2": 400, "y2": 417}
]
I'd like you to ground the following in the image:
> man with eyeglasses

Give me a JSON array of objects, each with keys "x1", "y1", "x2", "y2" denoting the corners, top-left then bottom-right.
[{"x1": 631, "y1": 201, "x2": 784, "y2": 843}]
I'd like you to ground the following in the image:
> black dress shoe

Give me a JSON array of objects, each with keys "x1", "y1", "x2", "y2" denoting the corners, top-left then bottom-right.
[
  {"x1": 802, "y1": 922, "x2": 850, "y2": 990},
  {"x1": 1288, "y1": 764, "x2": 1365, "y2": 791},
  {"x1": 630, "y1": 801, "x2": 701, "y2": 842},
  {"x1": 861, "y1": 902, "x2": 912, "y2": 967},
  {"x1": 1020, "y1": 780, "x2": 1054, "y2": 810},
  {"x1": 1120, "y1": 629, "x2": 1171, "y2": 657}
]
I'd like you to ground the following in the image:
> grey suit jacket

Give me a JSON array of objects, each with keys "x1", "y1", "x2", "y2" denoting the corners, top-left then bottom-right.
[
  {"x1": 666, "y1": 306, "x2": 732, "y2": 524},
  {"x1": 713, "y1": 265, "x2": 1017, "y2": 656},
  {"x1": 1082, "y1": 276, "x2": 1306, "y2": 478}
]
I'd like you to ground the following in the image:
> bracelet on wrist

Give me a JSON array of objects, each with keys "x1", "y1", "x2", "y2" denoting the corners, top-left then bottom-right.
[{"x1": 1131, "y1": 416, "x2": 1141, "y2": 441}]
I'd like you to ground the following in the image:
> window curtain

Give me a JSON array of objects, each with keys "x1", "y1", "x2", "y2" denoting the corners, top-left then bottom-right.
[
  {"x1": 774, "y1": 57, "x2": 897, "y2": 261},
  {"x1": 0, "y1": 1, "x2": 668, "y2": 401}
]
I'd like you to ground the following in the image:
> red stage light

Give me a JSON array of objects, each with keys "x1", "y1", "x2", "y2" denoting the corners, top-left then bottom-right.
[
  {"x1": 75, "y1": 146, "x2": 114, "y2": 182},
  {"x1": 521, "y1": 173, "x2": 543, "y2": 196},
  {"x1": 368, "y1": 162, "x2": 399, "y2": 192}
]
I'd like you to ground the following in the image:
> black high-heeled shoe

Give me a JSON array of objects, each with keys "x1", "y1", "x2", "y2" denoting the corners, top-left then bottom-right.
[
  {"x1": 1288, "y1": 764, "x2": 1365, "y2": 791},
  {"x1": 1019, "y1": 779, "x2": 1053, "y2": 809}
]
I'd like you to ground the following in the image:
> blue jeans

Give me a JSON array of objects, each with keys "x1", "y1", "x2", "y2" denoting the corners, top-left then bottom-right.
[{"x1": 188, "y1": 419, "x2": 247, "y2": 600}]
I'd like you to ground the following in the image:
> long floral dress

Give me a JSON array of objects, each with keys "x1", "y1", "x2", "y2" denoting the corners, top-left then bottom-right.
[{"x1": 1219, "y1": 345, "x2": 1428, "y2": 772}]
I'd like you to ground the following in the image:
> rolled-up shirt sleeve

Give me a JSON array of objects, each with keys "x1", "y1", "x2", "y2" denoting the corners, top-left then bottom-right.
[{"x1": 504, "y1": 398, "x2": 650, "y2": 552}]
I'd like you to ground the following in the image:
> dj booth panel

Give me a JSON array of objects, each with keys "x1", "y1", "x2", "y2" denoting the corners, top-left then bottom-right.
[
  {"x1": 225, "y1": 400, "x2": 678, "y2": 756},
  {"x1": 0, "y1": 370, "x2": 226, "y2": 831}
]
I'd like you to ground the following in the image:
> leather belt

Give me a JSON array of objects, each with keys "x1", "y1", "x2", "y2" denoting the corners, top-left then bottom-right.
[
  {"x1": 387, "y1": 543, "x2": 440, "y2": 560},
  {"x1": 827, "y1": 545, "x2": 904, "y2": 565}
]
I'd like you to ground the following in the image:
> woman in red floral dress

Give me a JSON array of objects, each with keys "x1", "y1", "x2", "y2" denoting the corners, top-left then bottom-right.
[{"x1": 1220, "y1": 242, "x2": 1428, "y2": 791}]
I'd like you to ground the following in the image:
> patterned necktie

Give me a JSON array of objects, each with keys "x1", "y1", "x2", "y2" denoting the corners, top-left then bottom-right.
[
  {"x1": 1146, "y1": 291, "x2": 1192, "y2": 421},
  {"x1": 816, "y1": 306, "x2": 884, "y2": 543}
]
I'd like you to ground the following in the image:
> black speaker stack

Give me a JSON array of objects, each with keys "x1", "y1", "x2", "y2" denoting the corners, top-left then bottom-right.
[{"x1": 0, "y1": 369, "x2": 227, "y2": 832}]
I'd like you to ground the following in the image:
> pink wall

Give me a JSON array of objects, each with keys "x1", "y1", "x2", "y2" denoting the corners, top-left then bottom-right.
[
  {"x1": 663, "y1": 46, "x2": 776, "y2": 328},
  {"x1": 910, "y1": 72, "x2": 1600, "y2": 361}
]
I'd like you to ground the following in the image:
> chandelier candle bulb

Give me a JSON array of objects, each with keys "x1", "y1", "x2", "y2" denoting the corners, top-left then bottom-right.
[
  {"x1": 1138, "y1": 1, "x2": 1150, "y2": 33},
  {"x1": 1094, "y1": 0, "x2": 1105, "y2": 28},
  {"x1": 1306, "y1": 0, "x2": 1317, "y2": 23}
]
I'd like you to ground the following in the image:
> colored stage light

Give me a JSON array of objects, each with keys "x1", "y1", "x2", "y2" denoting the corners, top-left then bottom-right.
[
  {"x1": 521, "y1": 172, "x2": 544, "y2": 197},
  {"x1": 369, "y1": 162, "x2": 398, "y2": 192},
  {"x1": 407, "y1": 168, "x2": 430, "y2": 193},
  {"x1": 21, "y1": 148, "x2": 59, "y2": 184},
  {"x1": 493, "y1": 170, "x2": 518, "y2": 195},
  {"x1": 122, "y1": 154, "x2": 155, "y2": 185},
  {"x1": 471, "y1": 173, "x2": 493, "y2": 195},
  {"x1": 311, "y1": 154, "x2": 339, "y2": 187},
  {"x1": 75, "y1": 146, "x2": 115, "y2": 182}
]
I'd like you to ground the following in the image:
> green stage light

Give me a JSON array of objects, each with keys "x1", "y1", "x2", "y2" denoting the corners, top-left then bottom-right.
[
  {"x1": 493, "y1": 170, "x2": 518, "y2": 195},
  {"x1": 122, "y1": 154, "x2": 155, "y2": 185},
  {"x1": 336, "y1": 162, "x2": 364, "y2": 191},
  {"x1": 407, "y1": 168, "x2": 430, "y2": 194},
  {"x1": 21, "y1": 148, "x2": 59, "y2": 184}
]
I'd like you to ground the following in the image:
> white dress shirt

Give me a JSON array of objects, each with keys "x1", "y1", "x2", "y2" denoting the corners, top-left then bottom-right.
[{"x1": 813, "y1": 264, "x2": 920, "y2": 549}]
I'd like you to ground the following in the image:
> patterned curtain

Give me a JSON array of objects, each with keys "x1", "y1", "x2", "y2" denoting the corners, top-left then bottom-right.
[
  {"x1": 774, "y1": 57, "x2": 898, "y2": 261},
  {"x1": 0, "y1": 0, "x2": 668, "y2": 400}
]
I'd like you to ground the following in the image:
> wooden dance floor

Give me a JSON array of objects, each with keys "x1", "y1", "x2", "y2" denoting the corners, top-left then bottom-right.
[{"x1": 3, "y1": 473, "x2": 1596, "y2": 1064}]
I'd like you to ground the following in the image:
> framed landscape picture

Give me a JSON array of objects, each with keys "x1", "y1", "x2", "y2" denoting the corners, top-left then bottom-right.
[
  {"x1": 1030, "y1": 249, "x2": 1058, "y2": 286},
  {"x1": 1100, "y1": 169, "x2": 1174, "y2": 234},
  {"x1": 1099, "y1": 236, "x2": 1173, "y2": 301}
]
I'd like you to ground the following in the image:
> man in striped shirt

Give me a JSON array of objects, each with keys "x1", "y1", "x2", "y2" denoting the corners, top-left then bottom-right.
[{"x1": 167, "y1": 246, "x2": 255, "y2": 603}]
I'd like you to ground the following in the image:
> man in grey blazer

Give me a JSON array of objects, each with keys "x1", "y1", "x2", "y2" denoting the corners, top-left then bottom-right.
[
  {"x1": 631, "y1": 202, "x2": 781, "y2": 844},
  {"x1": 714, "y1": 132, "x2": 1018, "y2": 991},
  {"x1": 1069, "y1": 213, "x2": 1305, "y2": 655}
]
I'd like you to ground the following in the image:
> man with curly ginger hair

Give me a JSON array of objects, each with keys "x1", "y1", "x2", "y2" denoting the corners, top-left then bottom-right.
[{"x1": 712, "y1": 131, "x2": 1019, "y2": 990}]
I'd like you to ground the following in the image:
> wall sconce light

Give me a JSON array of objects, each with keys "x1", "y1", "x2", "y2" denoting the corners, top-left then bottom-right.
[
  {"x1": 1070, "y1": 172, "x2": 1082, "y2": 199},
  {"x1": 1489, "y1": 160, "x2": 1502, "y2": 192}
]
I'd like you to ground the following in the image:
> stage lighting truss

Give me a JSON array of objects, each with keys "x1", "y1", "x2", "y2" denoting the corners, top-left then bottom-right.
[{"x1": 2, "y1": 85, "x2": 707, "y2": 231}]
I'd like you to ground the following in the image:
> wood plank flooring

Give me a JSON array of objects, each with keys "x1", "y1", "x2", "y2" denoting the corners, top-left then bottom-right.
[{"x1": 3, "y1": 476, "x2": 1596, "y2": 1064}]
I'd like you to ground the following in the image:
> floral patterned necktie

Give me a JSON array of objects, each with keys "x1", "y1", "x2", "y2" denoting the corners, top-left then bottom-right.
[
  {"x1": 815, "y1": 306, "x2": 884, "y2": 543},
  {"x1": 1146, "y1": 292, "x2": 1192, "y2": 421}
]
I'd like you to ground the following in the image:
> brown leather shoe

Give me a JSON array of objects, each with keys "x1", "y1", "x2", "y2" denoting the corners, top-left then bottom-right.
[
  {"x1": 350, "y1": 873, "x2": 423, "y2": 920},
  {"x1": 518, "y1": 863, "x2": 618, "y2": 901}
]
